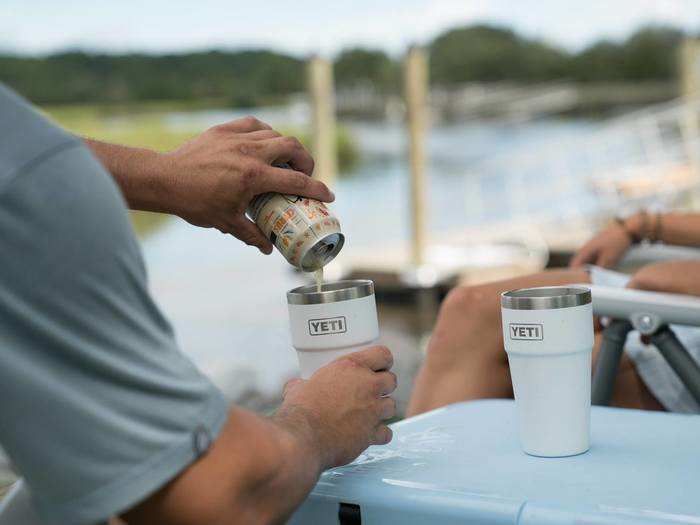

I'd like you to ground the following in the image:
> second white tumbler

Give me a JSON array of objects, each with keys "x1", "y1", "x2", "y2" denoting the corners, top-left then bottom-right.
[{"x1": 501, "y1": 286, "x2": 593, "y2": 457}]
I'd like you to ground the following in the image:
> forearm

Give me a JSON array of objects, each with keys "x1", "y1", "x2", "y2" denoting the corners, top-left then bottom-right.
[
  {"x1": 83, "y1": 138, "x2": 174, "y2": 213},
  {"x1": 247, "y1": 406, "x2": 326, "y2": 523},
  {"x1": 656, "y1": 213, "x2": 700, "y2": 247},
  {"x1": 625, "y1": 212, "x2": 700, "y2": 248},
  {"x1": 628, "y1": 260, "x2": 700, "y2": 296},
  {"x1": 123, "y1": 407, "x2": 323, "y2": 525}
]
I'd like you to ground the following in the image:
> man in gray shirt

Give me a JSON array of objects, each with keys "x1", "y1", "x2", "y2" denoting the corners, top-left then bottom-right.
[{"x1": 0, "y1": 83, "x2": 397, "y2": 524}]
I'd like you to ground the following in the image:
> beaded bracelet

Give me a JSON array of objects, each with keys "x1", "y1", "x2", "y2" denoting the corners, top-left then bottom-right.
[
  {"x1": 614, "y1": 215, "x2": 642, "y2": 244},
  {"x1": 651, "y1": 212, "x2": 663, "y2": 243}
]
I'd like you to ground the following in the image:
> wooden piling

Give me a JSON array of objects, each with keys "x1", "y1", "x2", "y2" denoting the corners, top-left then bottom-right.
[
  {"x1": 307, "y1": 56, "x2": 337, "y2": 188},
  {"x1": 404, "y1": 47, "x2": 429, "y2": 267},
  {"x1": 680, "y1": 38, "x2": 700, "y2": 187}
]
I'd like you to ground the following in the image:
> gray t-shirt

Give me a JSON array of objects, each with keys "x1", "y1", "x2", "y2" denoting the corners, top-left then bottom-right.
[{"x1": 0, "y1": 84, "x2": 227, "y2": 524}]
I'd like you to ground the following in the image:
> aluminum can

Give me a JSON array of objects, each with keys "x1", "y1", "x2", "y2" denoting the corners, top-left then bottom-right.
[{"x1": 247, "y1": 193, "x2": 344, "y2": 271}]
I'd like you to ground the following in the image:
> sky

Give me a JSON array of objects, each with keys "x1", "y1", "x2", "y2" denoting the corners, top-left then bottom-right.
[{"x1": 2, "y1": 0, "x2": 699, "y2": 57}]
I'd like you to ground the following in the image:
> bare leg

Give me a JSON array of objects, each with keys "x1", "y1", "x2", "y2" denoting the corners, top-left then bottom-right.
[
  {"x1": 407, "y1": 268, "x2": 663, "y2": 416},
  {"x1": 608, "y1": 340, "x2": 665, "y2": 411}
]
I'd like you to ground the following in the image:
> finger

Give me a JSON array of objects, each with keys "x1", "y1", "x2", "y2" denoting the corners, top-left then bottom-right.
[
  {"x1": 597, "y1": 251, "x2": 618, "y2": 269},
  {"x1": 371, "y1": 425, "x2": 393, "y2": 445},
  {"x1": 375, "y1": 371, "x2": 398, "y2": 396},
  {"x1": 347, "y1": 346, "x2": 393, "y2": 372},
  {"x1": 214, "y1": 116, "x2": 272, "y2": 133},
  {"x1": 569, "y1": 254, "x2": 583, "y2": 268},
  {"x1": 570, "y1": 246, "x2": 594, "y2": 268},
  {"x1": 283, "y1": 378, "x2": 304, "y2": 398},
  {"x1": 626, "y1": 274, "x2": 654, "y2": 291},
  {"x1": 229, "y1": 216, "x2": 274, "y2": 254},
  {"x1": 377, "y1": 397, "x2": 397, "y2": 420},
  {"x1": 259, "y1": 136, "x2": 315, "y2": 176},
  {"x1": 626, "y1": 277, "x2": 640, "y2": 290},
  {"x1": 252, "y1": 165, "x2": 334, "y2": 202},
  {"x1": 243, "y1": 129, "x2": 283, "y2": 141}
]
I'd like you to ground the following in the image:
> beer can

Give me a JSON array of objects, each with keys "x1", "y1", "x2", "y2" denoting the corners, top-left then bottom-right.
[{"x1": 247, "y1": 193, "x2": 344, "y2": 271}]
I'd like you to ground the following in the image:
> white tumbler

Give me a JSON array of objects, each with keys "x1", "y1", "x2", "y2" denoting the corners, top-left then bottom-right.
[
  {"x1": 287, "y1": 280, "x2": 379, "y2": 379},
  {"x1": 500, "y1": 286, "x2": 593, "y2": 457}
]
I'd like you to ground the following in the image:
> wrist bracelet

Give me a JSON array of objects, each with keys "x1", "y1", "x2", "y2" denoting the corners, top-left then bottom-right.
[
  {"x1": 638, "y1": 210, "x2": 650, "y2": 243},
  {"x1": 614, "y1": 216, "x2": 640, "y2": 244},
  {"x1": 652, "y1": 212, "x2": 663, "y2": 243}
]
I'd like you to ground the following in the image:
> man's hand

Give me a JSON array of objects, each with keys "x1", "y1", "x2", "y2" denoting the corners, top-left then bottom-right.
[
  {"x1": 276, "y1": 346, "x2": 397, "y2": 469},
  {"x1": 85, "y1": 116, "x2": 334, "y2": 254},
  {"x1": 627, "y1": 261, "x2": 700, "y2": 297},
  {"x1": 570, "y1": 223, "x2": 632, "y2": 268}
]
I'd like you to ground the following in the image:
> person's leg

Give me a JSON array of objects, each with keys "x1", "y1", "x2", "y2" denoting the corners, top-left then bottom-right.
[
  {"x1": 607, "y1": 346, "x2": 665, "y2": 411},
  {"x1": 406, "y1": 268, "x2": 664, "y2": 416}
]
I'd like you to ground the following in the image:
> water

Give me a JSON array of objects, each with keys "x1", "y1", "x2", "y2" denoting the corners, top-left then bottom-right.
[{"x1": 141, "y1": 111, "x2": 600, "y2": 406}]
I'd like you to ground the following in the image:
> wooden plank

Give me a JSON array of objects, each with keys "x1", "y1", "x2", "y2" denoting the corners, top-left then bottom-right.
[
  {"x1": 404, "y1": 47, "x2": 429, "y2": 266},
  {"x1": 307, "y1": 56, "x2": 337, "y2": 187}
]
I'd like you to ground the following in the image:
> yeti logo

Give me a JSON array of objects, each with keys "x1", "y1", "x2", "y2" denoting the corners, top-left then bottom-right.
[
  {"x1": 308, "y1": 316, "x2": 347, "y2": 336},
  {"x1": 509, "y1": 323, "x2": 543, "y2": 340}
]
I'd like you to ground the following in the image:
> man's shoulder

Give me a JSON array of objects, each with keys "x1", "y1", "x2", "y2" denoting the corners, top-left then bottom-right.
[{"x1": 0, "y1": 83, "x2": 79, "y2": 190}]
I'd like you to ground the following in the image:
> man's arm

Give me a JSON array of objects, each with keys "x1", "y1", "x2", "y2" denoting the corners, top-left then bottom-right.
[
  {"x1": 84, "y1": 116, "x2": 334, "y2": 254},
  {"x1": 121, "y1": 407, "x2": 322, "y2": 525},
  {"x1": 122, "y1": 346, "x2": 397, "y2": 525},
  {"x1": 83, "y1": 138, "x2": 163, "y2": 211}
]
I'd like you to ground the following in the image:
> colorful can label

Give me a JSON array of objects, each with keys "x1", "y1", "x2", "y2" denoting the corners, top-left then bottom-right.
[{"x1": 247, "y1": 193, "x2": 344, "y2": 271}]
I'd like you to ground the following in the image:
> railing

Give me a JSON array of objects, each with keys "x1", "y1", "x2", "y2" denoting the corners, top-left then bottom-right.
[{"x1": 463, "y1": 98, "x2": 700, "y2": 231}]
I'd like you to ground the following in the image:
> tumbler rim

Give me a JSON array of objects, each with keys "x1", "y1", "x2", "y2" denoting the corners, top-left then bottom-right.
[
  {"x1": 501, "y1": 286, "x2": 591, "y2": 310},
  {"x1": 287, "y1": 279, "x2": 374, "y2": 305}
]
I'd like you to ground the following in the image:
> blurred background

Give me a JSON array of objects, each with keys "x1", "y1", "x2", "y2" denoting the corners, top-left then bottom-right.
[{"x1": 1, "y1": 1, "x2": 699, "y2": 424}]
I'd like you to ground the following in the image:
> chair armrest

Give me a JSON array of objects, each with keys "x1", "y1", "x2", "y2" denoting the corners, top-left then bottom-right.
[
  {"x1": 580, "y1": 284, "x2": 700, "y2": 329},
  {"x1": 617, "y1": 245, "x2": 700, "y2": 273}
]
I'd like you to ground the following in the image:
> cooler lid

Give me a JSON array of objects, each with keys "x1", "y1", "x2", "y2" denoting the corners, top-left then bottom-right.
[{"x1": 290, "y1": 399, "x2": 700, "y2": 524}]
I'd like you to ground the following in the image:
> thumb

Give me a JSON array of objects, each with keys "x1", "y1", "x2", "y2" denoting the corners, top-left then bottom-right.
[{"x1": 597, "y1": 250, "x2": 620, "y2": 269}]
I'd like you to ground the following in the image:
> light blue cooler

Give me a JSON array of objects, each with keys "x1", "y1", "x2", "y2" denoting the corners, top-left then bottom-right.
[{"x1": 289, "y1": 399, "x2": 700, "y2": 524}]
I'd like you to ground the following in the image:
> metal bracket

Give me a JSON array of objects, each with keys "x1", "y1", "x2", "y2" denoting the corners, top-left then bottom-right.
[
  {"x1": 629, "y1": 312, "x2": 663, "y2": 335},
  {"x1": 592, "y1": 320, "x2": 634, "y2": 406}
]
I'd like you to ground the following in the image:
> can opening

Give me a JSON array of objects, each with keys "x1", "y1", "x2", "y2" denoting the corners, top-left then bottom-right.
[{"x1": 300, "y1": 232, "x2": 345, "y2": 271}]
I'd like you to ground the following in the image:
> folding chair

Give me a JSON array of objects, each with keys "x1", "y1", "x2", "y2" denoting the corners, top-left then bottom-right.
[{"x1": 589, "y1": 245, "x2": 700, "y2": 406}]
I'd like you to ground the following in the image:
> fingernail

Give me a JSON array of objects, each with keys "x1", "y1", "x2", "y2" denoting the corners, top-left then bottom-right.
[{"x1": 329, "y1": 190, "x2": 336, "y2": 201}]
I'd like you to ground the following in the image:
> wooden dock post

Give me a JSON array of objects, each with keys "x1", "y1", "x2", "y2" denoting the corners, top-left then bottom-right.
[
  {"x1": 307, "y1": 55, "x2": 337, "y2": 188},
  {"x1": 680, "y1": 38, "x2": 700, "y2": 190},
  {"x1": 404, "y1": 46, "x2": 429, "y2": 267}
]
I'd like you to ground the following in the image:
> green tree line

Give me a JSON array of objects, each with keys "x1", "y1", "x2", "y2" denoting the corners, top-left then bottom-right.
[{"x1": 0, "y1": 24, "x2": 687, "y2": 106}]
